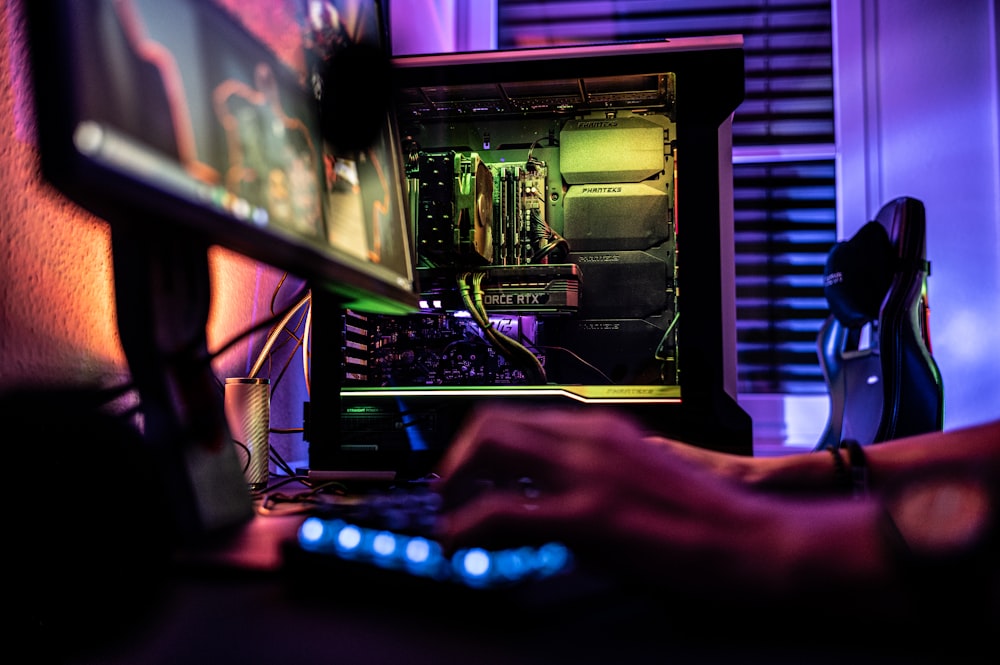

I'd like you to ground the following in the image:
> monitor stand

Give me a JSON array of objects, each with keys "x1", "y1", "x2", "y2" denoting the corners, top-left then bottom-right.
[{"x1": 111, "y1": 223, "x2": 254, "y2": 541}]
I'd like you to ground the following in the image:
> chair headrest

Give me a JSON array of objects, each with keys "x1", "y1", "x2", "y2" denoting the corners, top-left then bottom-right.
[{"x1": 823, "y1": 221, "x2": 895, "y2": 327}]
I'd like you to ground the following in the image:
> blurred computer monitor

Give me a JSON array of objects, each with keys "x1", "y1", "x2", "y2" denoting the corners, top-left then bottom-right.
[{"x1": 25, "y1": 0, "x2": 417, "y2": 533}]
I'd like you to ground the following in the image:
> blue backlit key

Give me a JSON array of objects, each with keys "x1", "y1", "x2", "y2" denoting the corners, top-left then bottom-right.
[{"x1": 296, "y1": 515, "x2": 574, "y2": 589}]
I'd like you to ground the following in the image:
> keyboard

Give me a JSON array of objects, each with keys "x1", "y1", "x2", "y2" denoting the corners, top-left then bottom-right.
[{"x1": 280, "y1": 482, "x2": 618, "y2": 612}]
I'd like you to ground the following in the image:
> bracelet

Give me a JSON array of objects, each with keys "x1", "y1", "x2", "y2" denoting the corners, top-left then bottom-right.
[
  {"x1": 828, "y1": 439, "x2": 869, "y2": 499},
  {"x1": 828, "y1": 446, "x2": 851, "y2": 493},
  {"x1": 844, "y1": 439, "x2": 870, "y2": 499}
]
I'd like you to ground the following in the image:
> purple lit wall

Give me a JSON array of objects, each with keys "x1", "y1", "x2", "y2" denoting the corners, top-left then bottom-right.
[
  {"x1": 833, "y1": 0, "x2": 1000, "y2": 430},
  {"x1": 387, "y1": 0, "x2": 496, "y2": 54}
]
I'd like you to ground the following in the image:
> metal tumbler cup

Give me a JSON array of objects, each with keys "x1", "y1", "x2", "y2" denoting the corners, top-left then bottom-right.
[{"x1": 224, "y1": 377, "x2": 271, "y2": 491}]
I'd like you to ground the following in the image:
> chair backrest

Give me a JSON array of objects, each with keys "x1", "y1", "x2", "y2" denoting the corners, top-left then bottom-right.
[{"x1": 815, "y1": 196, "x2": 944, "y2": 450}]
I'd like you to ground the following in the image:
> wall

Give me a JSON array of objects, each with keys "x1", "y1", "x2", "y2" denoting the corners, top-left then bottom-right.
[
  {"x1": 751, "y1": 0, "x2": 1000, "y2": 450},
  {"x1": 2, "y1": 1, "x2": 120, "y2": 387},
  {"x1": 834, "y1": 0, "x2": 1000, "y2": 431},
  {"x1": 388, "y1": 0, "x2": 496, "y2": 54}
]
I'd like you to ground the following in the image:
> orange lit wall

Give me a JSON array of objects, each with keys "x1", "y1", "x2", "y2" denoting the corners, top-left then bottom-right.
[{"x1": 2, "y1": 1, "x2": 127, "y2": 386}]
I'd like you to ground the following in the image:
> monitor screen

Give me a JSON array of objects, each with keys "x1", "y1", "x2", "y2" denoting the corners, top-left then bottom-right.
[{"x1": 26, "y1": 0, "x2": 419, "y2": 316}]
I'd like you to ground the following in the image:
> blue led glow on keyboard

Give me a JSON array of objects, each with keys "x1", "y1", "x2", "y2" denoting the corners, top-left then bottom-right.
[{"x1": 297, "y1": 516, "x2": 573, "y2": 588}]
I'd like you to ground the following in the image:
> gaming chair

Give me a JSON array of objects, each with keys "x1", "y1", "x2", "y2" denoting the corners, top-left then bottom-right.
[{"x1": 814, "y1": 196, "x2": 944, "y2": 450}]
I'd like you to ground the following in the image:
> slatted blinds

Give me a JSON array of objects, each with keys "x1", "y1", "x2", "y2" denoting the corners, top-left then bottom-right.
[{"x1": 497, "y1": 0, "x2": 837, "y2": 394}]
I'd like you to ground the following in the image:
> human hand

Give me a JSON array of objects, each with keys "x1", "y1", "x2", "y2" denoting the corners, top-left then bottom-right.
[
  {"x1": 433, "y1": 403, "x2": 652, "y2": 545},
  {"x1": 431, "y1": 403, "x2": 780, "y2": 592}
]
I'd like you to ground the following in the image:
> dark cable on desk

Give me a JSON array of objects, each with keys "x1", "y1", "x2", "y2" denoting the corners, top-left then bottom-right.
[
  {"x1": 269, "y1": 441, "x2": 299, "y2": 478},
  {"x1": 232, "y1": 439, "x2": 251, "y2": 474},
  {"x1": 257, "y1": 477, "x2": 351, "y2": 516}
]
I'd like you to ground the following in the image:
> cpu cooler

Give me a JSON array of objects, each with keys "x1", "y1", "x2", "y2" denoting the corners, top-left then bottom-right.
[{"x1": 414, "y1": 151, "x2": 493, "y2": 267}]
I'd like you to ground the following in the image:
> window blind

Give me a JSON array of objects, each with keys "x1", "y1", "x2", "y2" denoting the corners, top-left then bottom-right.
[{"x1": 497, "y1": 0, "x2": 836, "y2": 394}]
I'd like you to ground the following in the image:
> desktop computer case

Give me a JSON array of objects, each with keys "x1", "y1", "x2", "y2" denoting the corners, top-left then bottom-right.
[{"x1": 308, "y1": 36, "x2": 752, "y2": 479}]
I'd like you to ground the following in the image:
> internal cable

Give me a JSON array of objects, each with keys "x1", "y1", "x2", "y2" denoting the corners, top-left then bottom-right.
[
  {"x1": 654, "y1": 311, "x2": 680, "y2": 361},
  {"x1": 457, "y1": 271, "x2": 546, "y2": 384},
  {"x1": 527, "y1": 206, "x2": 569, "y2": 263},
  {"x1": 476, "y1": 283, "x2": 545, "y2": 383}
]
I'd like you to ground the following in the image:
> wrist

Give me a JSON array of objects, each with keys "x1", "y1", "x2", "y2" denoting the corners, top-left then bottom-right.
[
  {"x1": 748, "y1": 450, "x2": 848, "y2": 492},
  {"x1": 829, "y1": 440, "x2": 869, "y2": 498}
]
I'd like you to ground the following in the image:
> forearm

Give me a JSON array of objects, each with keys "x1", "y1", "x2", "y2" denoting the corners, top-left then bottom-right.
[
  {"x1": 641, "y1": 491, "x2": 984, "y2": 627},
  {"x1": 765, "y1": 497, "x2": 898, "y2": 612},
  {"x1": 686, "y1": 418, "x2": 1000, "y2": 495},
  {"x1": 861, "y1": 419, "x2": 1000, "y2": 487},
  {"x1": 758, "y1": 495, "x2": 997, "y2": 632},
  {"x1": 643, "y1": 436, "x2": 845, "y2": 492},
  {"x1": 657, "y1": 493, "x2": 892, "y2": 605}
]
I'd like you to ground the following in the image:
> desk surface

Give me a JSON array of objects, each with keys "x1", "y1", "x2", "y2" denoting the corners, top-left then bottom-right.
[{"x1": 45, "y1": 505, "x2": 989, "y2": 665}]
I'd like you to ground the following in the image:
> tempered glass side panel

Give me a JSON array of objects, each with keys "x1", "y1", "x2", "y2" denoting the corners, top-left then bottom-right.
[{"x1": 325, "y1": 37, "x2": 752, "y2": 471}]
